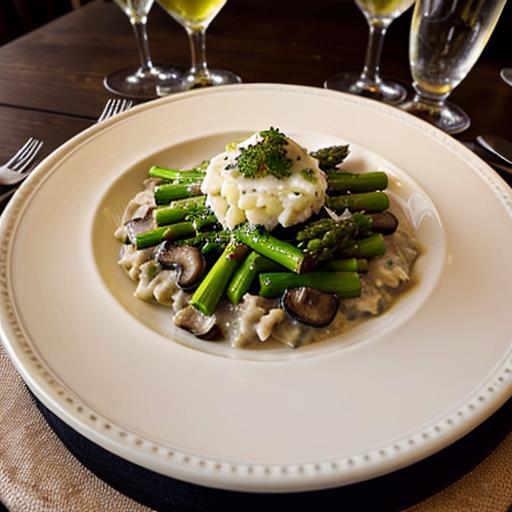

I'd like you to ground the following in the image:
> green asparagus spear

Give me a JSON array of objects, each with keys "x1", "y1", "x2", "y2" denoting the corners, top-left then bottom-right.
[
  {"x1": 149, "y1": 165, "x2": 206, "y2": 181},
  {"x1": 325, "y1": 258, "x2": 368, "y2": 272},
  {"x1": 135, "y1": 222, "x2": 196, "y2": 250},
  {"x1": 177, "y1": 230, "x2": 231, "y2": 254},
  {"x1": 135, "y1": 215, "x2": 217, "y2": 250},
  {"x1": 259, "y1": 271, "x2": 361, "y2": 298},
  {"x1": 169, "y1": 196, "x2": 206, "y2": 209},
  {"x1": 154, "y1": 183, "x2": 203, "y2": 205},
  {"x1": 310, "y1": 145, "x2": 350, "y2": 171},
  {"x1": 235, "y1": 224, "x2": 312, "y2": 273},
  {"x1": 154, "y1": 206, "x2": 190, "y2": 226},
  {"x1": 191, "y1": 243, "x2": 248, "y2": 316},
  {"x1": 340, "y1": 233, "x2": 386, "y2": 258},
  {"x1": 326, "y1": 191, "x2": 390, "y2": 213},
  {"x1": 296, "y1": 213, "x2": 372, "y2": 263},
  {"x1": 226, "y1": 251, "x2": 283, "y2": 304},
  {"x1": 327, "y1": 172, "x2": 388, "y2": 194}
]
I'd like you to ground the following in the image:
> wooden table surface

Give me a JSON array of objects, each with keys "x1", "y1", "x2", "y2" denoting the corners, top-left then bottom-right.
[{"x1": 0, "y1": 0, "x2": 511, "y2": 509}]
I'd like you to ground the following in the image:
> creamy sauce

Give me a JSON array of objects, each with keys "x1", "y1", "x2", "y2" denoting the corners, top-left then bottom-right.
[{"x1": 116, "y1": 181, "x2": 419, "y2": 350}]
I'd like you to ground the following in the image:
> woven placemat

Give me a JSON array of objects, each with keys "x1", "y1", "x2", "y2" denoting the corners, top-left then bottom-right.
[{"x1": 1, "y1": 344, "x2": 511, "y2": 512}]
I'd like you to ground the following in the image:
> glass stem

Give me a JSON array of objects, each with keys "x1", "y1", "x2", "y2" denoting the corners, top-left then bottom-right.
[
  {"x1": 412, "y1": 83, "x2": 450, "y2": 113},
  {"x1": 187, "y1": 27, "x2": 211, "y2": 82},
  {"x1": 360, "y1": 18, "x2": 390, "y2": 85},
  {"x1": 131, "y1": 18, "x2": 154, "y2": 73}
]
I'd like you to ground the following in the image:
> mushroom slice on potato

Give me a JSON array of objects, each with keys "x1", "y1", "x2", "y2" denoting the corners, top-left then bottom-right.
[
  {"x1": 281, "y1": 287, "x2": 338, "y2": 327},
  {"x1": 156, "y1": 242, "x2": 206, "y2": 289},
  {"x1": 173, "y1": 305, "x2": 220, "y2": 339}
]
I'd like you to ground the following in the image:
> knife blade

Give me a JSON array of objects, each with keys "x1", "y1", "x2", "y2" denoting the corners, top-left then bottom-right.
[{"x1": 477, "y1": 135, "x2": 512, "y2": 165}]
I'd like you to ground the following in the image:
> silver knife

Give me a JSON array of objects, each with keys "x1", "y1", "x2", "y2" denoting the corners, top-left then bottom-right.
[
  {"x1": 477, "y1": 135, "x2": 512, "y2": 165},
  {"x1": 462, "y1": 141, "x2": 512, "y2": 177}
]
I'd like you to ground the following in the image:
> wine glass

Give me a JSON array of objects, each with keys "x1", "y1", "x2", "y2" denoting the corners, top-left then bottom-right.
[
  {"x1": 501, "y1": 68, "x2": 512, "y2": 86},
  {"x1": 324, "y1": 0, "x2": 414, "y2": 104},
  {"x1": 105, "y1": 0, "x2": 182, "y2": 100},
  {"x1": 402, "y1": 0, "x2": 507, "y2": 134},
  {"x1": 156, "y1": 0, "x2": 241, "y2": 93}
]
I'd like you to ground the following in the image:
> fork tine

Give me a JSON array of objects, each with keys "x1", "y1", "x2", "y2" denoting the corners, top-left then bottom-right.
[
  {"x1": 97, "y1": 99, "x2": 114, "y2": 123},
  {"x1": 97, "y1": 98, "x2": 133, "y2": 123},
  {"x1": 10, "y1": 139, "x2": 38, "y2": 169},
  {"x1": 111, "y1": 99, "x2": 123, "y2": 117},
  {"x1": 9, "y1": 139, "x2": 37, "y2": 171},
  {"x1": 4, "y1": 138, "x2": 35, "y2": 168},
  {"x1": 122, "y1": 99, "x2": 133, "y2": 112},
  {"x1": 116, "y1": 98, "x2": 129, "y2": 115},
  {"x1": 12, "y1": 140, "x2": 43, "y2": 173}
]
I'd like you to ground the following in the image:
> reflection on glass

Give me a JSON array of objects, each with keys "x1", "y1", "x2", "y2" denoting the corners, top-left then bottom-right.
[
  {"x1": 402, "y1": 0, "x2": 507, "y2": 134},
  {"x1": 501, "y1": 68, "x2": 512, "y2": 86},
  {"x1": 324, "y1": 0, "x2": 414, "y2": 104},
  {"x1": 104, "y1": 0, "x2": 182, "y2": 99},
  {"x1": 157, "y1": 0, "x2": 241, "y2": 93}
]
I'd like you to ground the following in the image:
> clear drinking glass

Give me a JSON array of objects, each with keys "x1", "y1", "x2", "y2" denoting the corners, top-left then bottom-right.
[
  {"x1": 324, "y1": 0, "x2": 415, "y2": 104},
  {"x1": 156, "y1": 0, "x2": 241, "y2": 93},
  {"x1": 501, "y1": 68, "x2": 512, "y2": 86},
  {"x1": 105, "y1": 0, "x2": 182, "y2": 99},
  {"x1": 402, "y1": 0, "x2": 507, "y2": 134}
]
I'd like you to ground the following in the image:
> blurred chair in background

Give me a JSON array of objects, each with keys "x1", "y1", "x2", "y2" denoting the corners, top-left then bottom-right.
[{"x1": 0, "y1": 0, "x2": 93, "y2": 45}]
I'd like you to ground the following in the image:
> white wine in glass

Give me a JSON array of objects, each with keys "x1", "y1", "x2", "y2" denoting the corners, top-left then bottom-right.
[
  {"x1": 324, "y1": 0, "x2": 414, "y2": 104},
  {"x1": 157, "y1": 0, "x2": 241, "y2": 92},
  {"x1": 402, "y1": 0, "x2": 507, "y2": 134},
  {"x1": 105, "y1": 0, "x2": 182, "y2": 99}
]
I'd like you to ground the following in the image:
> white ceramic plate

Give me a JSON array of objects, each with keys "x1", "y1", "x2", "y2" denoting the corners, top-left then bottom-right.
[{"x1": 1, "y1": 84, "x2": 512, "y2": 492}]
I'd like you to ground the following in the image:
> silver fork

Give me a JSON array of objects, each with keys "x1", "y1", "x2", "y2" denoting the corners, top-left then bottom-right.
[
  {"x1": 0, "y1": 100, "x2": 132, "y2": 205},
  {"x1": 0, "y1": 137, "x2": 44, "y2": 187},
  {"x1": 97, "y1": 98, "x2": 133, "y2": 123}
]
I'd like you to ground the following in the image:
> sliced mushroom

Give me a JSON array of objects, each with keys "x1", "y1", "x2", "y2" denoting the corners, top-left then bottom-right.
[
  {"x1": 281, "y1": 287, "x2": 338, "y2": 327},
  {"x1": 156, "y1": 242, "x2": 206, "y2": 289},
  {"x1": 173, "y1": 305, "x2": 220, "y2": 339},
  {"x1": 124, "y1": 209, "x2": 155, "y2": 245},
  {"x1": 369, "y1": 212, "x2": 399, "y2": 235}
]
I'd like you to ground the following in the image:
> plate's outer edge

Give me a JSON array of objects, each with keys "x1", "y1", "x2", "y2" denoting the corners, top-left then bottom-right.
[{"x1": 0, "y1": 84, "x2": 511, "y2": 493}]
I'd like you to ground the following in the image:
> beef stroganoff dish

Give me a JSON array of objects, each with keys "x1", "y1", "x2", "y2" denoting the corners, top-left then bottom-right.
[{"x1": 114, "y1": 128, "x2": 419, "y2": 349}]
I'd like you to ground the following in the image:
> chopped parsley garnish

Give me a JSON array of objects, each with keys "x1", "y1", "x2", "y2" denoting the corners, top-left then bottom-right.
[
  {"x1": 236, "y1": 128, "x2": 292, "y2": 180},
  {"x1": 300, "y1": 168, "x2": 317, "y2": 183}
]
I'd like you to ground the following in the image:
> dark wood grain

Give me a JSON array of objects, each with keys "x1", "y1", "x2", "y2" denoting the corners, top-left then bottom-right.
[
  {"x1": 0, "y1": 105, "x2": 91, "y2": 164},
  {"x1": 0, "y1": 0, "x2": 510, "y2": 142}
]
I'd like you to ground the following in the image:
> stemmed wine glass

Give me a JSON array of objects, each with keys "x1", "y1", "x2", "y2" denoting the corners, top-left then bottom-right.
[
  {"x1": 402, "y1": 0, "x2": 507, "y2": 134},
  {"x1": 105, "y1": 0, "x2": 182, "y2": 99},
  {"x1": 324, "y1": 0, "x2": 414, "y2": 104},
  {"x1": 501, "y1": 68, "x2": 512, "y2": 86},
  {"x1": 156, "y1": 0, "x2": 241, "y2": 93}
]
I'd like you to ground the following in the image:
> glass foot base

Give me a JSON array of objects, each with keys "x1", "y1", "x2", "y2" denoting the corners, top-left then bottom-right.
[
  {"x1": 324, "y1": 72, "x2": 407, "y2": 105},
  {"x1": 401, "y1": 99, "x2": 470, "y2": 135},
  {"x1": 501, "y1": 68, "x2": 512, "y2": 87},
  {"x1": 104, "y1": 65, "x2": 182, "y2": 100},
  {"x1": 157, "y1": 69, "x2": 241, "y2": 95}
]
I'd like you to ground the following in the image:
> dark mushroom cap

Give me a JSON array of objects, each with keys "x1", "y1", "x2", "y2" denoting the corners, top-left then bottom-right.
[
  {"x1": 124, "y1": 209, "x2": 155, "y2": 245},
  {"x1": 281, "y1": 287, "x2": 338, "y2": 327},
  {"x1": 369, "y1": 212, "x2": 399, "y2": 235},
  {"x1": 173, "y1": 305, "x2": 220, "y2": 339},
  {"x1": 156, "y1": 243, "x2": 206, "y2": 289}
]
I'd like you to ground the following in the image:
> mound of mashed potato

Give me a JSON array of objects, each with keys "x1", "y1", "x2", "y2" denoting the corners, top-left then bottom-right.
[{"x1": 201, "y1": 129, "x2": 328, "y2": 230}]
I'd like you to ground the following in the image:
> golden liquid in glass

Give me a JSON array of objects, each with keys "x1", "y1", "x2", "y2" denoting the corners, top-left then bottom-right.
[
  {"x1": 410, "y1": 0, "x2": 507, "y2": 96},
  {"x1": 158, "y1": 0, "x2": 227, "y2": 28},
  {"x1": 355, "y1": 0, "x2": 414, "y2": 18}
]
